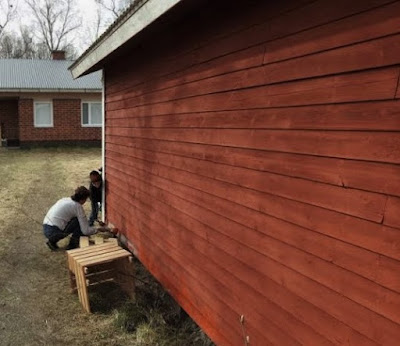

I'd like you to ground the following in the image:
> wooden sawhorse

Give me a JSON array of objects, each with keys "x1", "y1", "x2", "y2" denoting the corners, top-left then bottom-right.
[{"x1": 66, "y1": 242, "x2": 135, "y2": 313}]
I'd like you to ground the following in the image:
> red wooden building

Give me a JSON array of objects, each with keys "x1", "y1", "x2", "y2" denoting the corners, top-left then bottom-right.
[{"x1": 71, "y1": 0, "x2": 400, "y2": 344}]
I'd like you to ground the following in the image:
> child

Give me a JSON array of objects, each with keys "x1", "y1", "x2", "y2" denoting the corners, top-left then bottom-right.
[{"x1": 88, "y1": 170, "x2": 102, "y2": 226}]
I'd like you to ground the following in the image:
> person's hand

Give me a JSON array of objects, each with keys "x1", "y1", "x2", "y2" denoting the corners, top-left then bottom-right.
[{"x1": 96, "y1": 226, "x2": 111, "y2": 232}]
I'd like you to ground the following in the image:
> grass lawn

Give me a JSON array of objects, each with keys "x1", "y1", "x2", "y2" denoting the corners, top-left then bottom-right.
[{"x1": 0, "y1": 147, "x2": 212, "y2": 346}]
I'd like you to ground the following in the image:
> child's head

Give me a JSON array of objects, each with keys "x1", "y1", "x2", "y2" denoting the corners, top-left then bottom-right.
[{"x1": 90, "y1": 170, "x2": 101, "y2": 188}]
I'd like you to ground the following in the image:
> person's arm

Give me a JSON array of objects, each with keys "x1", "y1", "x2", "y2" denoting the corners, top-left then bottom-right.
[{"x1": 76, "y1": 204, "x2": 97, "y2": 235}]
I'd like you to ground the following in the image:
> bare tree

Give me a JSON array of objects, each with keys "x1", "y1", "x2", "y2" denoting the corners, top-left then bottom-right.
[
  {"x1": 25, "y1": 0, "x2": 81, "y2": 53},
  {"x1": 0, "y1": 27, "x2": 31, "y2": 58},
  {"x1": 0, "y1": 33, "x2": 17, "y2": 57},
  {"x1": 95, "y1": 0, "x2": 119, "y2": 18},
  {"x1": 0, "y1": 0, "x2": 17, "y2": 37},
  {"x1": 95, "y1": 0, "x2": 136, "y2": 20},
  {"x1": 85, "y1": 5, "x2": 105, "y2": 43},
  {"x1": 0, "y1": 25, "x2": 51, "y2": 58}
]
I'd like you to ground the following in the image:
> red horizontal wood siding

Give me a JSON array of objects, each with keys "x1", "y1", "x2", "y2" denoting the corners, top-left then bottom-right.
[{"x1": 103, "y1": 0, "x2": 400, "y2": 344}]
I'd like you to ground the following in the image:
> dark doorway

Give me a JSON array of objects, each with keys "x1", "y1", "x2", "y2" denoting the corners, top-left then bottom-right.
[{"x1": 0, "y1": 98, "x2": 19, "y2": 147}]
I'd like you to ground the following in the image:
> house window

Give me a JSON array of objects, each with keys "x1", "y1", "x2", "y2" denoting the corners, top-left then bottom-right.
[
  {"x1": 82, "y1": 102, "x2": 102, "y2": 127},
  {"x1": 34, "y1": 101, "x2": 53, "y2": 127}
]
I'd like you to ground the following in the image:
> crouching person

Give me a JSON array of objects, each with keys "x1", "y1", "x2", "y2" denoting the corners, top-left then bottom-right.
[{"x1": 43, "y1": 186, "x2": 97, "y2": 251}]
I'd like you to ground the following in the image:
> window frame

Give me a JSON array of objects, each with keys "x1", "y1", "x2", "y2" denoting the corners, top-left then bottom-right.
[
  {"x1": 34, "y1": 101, "x2": 53, "y2": 128},
  {"x1": 81, "y1": 101, "x2": 102, "y2": 127}
]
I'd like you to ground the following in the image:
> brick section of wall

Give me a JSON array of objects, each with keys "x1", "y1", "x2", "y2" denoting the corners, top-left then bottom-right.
[
  {"x1": 19, "y1": 98, "x2": 101, "y2": 144},
  {"x1": 0, "y1": 100, "x2": 19, "y2": 140}
]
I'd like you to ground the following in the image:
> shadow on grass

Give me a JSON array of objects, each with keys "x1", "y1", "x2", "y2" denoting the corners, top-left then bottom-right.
[
  {"x1": 89, "y1": 281, "x2": 130, "y2": 314},
  {"x1": 87, "y1": 258, "x2": 214, "y2": 346}
]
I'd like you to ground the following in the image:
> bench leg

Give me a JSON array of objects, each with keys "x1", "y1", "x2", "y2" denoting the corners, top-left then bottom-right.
[{"x1": 76, "y1": 264, "x2": 91, "y2": 313}]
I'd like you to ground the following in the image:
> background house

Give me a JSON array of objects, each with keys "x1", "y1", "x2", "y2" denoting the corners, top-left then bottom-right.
[
  {"x1": 0, "y1": 51, "x2": 102, "y2": 147},
  {"x1": 71, "y1": 0, "x2": 400, "y2": 345}
]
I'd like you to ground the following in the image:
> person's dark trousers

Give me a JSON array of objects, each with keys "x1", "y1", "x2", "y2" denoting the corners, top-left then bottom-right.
[
  {"x1": 89, "y1": 200, "x2": 100, "y2": 226},
  {"x1": 43, "y1": 217, "x2": 83, "y2": 249},
  {"x1": 64, "y1": 217, "x2": 84, "y2": 248}
]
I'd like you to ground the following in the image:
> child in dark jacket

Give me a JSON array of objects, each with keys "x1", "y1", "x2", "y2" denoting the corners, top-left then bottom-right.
[{"x1": 88, "y1": 170, "x2": 102, "y2": 226}]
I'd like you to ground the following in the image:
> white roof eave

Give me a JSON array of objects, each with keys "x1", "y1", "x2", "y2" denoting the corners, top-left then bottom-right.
[{"x1": 70, "y1": 0, "x2": 183, "y2": 79}]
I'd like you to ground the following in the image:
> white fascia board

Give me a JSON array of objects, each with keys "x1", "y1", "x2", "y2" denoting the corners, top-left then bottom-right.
[
  {"x1": 101, "y1": 70, "x2": 106, "y2": 223},
  {"x1": 71, "y1": 0, "x2": 183, "y2": 79}
]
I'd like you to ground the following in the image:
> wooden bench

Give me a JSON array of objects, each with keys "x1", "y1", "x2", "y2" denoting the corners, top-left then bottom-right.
[{"x1": 66, "y1": 241, "x2": 135, "y2": 312}]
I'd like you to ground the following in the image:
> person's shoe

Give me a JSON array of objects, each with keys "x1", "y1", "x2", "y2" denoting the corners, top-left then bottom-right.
[
  {"x1": 66, "y1": 242, "x2": 79, "y2": 250},
  {"x1": 46, "y1": 241, "x2": 59, "y2": 251}
]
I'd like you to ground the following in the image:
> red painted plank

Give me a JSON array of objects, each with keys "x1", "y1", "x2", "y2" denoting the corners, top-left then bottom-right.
[
  {"x1": 337, "y1": 160, "x2": 400, "y2": 197},
  {"x1": 106, "y1": 206, "x2": 306, "y2": 346},
  {"x1": 104, "y1": 150, "x2": 400, "y2": 261},
  {"x1": 263, "y1": 1, "x2": 400, "y2": 64},
  {"x1": 178, "y1": 0, "x2": 395, "y2": 86},
  {"x1": 107, "y1": 136, "x2": 400, "y2": 197},
  {"x1": 108, "y1": 201, "x2": 372, "y2": 346},
  {"x1": 107, "y1": 34, "x2": 400, "y2": 111},
  {"x1": 106, "y1": 67, "x2": 399, "y2": 115},
  {"x1": 109, "y1": 197, "x2": 377, "y2": 346},
  {"x1": 106, "y1": 127, "x2": 400, "y2": 165},
  {"x1": 105, "y1": 0, "x2": 308, "y2": 94},
  {"x1": 108, "y1": 197, "x2": 353, "y2": 346},
  {"x1": 106, "y1": 0, "x2": 395, "y2": 98},
  {"x1": 384, "y1": 196, "x2": 400, "y2": 229},
  {"x1": 106, "y1": 157, "x2": 400, "y2": 293},
  {"x1": 109, "y1": 172, "x2": 400, "y2": 332},
  {"x1": 102, "y1": 2, "x2": 400, "y2": 344},
  {"x1": 106, "y1": 180, "x2": 400, "y2": 345},
  {"x1": 106, "y1": 145, "x2": 387, "y2": 223},
  {"x1": 107, "y1": 100, "x2": 400, "y2": 131},
  {"x1": 106, "y1": 211, "x2": 242, "y2": 346},
  {"x1": 396, "y1": 82, "x2": 400, "y2": 98},
  {"x1": 261, "y1": 33, "x2": 400, "y2": 85},
  {"x1": 107, "y1": 45, "x2": 265, "y2": 104},
  {"x1": 107, "y1": 0, "x2": 357, "y2": 95}
]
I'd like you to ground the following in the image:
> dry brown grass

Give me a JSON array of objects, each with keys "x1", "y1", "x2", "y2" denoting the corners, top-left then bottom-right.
[{"x1": 0, "y1": 147, "x2": 213, "y2": 346}]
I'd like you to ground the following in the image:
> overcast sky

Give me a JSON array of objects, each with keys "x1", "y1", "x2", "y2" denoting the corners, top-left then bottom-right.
[{"x1": 8, "y1": 0, "x2": 115, "y2": 54}]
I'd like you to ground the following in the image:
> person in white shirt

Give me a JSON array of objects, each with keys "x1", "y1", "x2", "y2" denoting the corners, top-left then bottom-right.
[{"x1": 43, "y1": 186, "x2": 99, "y2": 250}]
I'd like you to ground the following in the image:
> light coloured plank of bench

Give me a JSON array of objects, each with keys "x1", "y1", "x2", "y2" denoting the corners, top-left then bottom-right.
[
  {"x1": 66, "y1": 242, "x2": 115, "y2": 255},
  {"x1": 79, "y1": 236, "x2": 90, "y2": 248},
  {"x1": 78, "y1": 265, "x2": 91, "y2": 313},
  {"x1": 78, "y1": 250, "x2": 131, "y2": 267},
  {"x1": 94, "y1": 235, "x2": 104, "y2": 245},
  {"x1": 74, "y1": 261, "x2": 86, "y2": 311},
  {"x1": 70, "y1": 246, "x2": 121, "y2": 261}
]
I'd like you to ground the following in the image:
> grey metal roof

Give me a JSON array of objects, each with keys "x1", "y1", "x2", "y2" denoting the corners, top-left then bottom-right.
[{"x1": 0, "y1": 59, "x2": 102, "y2": 91}]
